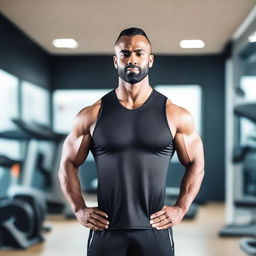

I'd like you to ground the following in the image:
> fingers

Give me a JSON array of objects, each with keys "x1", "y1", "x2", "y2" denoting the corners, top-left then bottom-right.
[
  {"x1": 94, "y1": 208, "x2": 109, "y2": 218},
  {"x1": 151, "y1": 218, "x2": 172, "y2": 229},
  {"x1": 150, "y1": 214, "x2": 167, "y2": 223},
  {"x1": 150, "y1": 209, "x2": 166, "y2": 220},
  {"x1": 86, "y1": 208, "x2": 109, "y2": 230},
  {"x1": 87, "y1": 218, "x2": 108, "y2": 230},
  {"x1": 150, "y1": 205, "x2": 183, "y2": 229},
  {"x1": 91, "y1": 212, "x2": 109, "y2": 226},
  {"x1": 87, "y1": 221, "x2": 105, "y2": 231},
  {"x1": 76, "y1": 207, "x2": 110, "y2": 231},
  {"x1": 150, "y1": 206, "x2": 172, "y2": 229}
]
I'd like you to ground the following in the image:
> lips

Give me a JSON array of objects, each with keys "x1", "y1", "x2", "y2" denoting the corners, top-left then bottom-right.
[{"x1": 127, "y1": 67, "x2": 139, "y2": 71}]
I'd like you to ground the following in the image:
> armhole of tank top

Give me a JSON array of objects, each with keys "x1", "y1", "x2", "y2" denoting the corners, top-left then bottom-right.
[
  {"x1": 92, "y1": 96, "x2": 104, "y2": 139},
  {"x1": 163, "y1": 96, "x2": 174, "y2": 141}
]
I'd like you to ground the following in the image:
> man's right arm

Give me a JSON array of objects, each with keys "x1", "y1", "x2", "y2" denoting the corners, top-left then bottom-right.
[{"x1": 58, "y1": 104, "x2": 109, "y2": 230}]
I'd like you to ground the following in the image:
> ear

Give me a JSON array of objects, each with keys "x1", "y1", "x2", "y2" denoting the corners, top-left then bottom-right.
[
  {"x1": 149, "y1": 54, "x2": 154, "y2": 68},
  {"x1": 113, "y1": 55, "x2": 118, "y2": 69}
]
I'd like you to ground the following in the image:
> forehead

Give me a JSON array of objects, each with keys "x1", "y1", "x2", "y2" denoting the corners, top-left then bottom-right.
[{"x1": 114, "y1": 35, "x2": 151, "y2": 52}]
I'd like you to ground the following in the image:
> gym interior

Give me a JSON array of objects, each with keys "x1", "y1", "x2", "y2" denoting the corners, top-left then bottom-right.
[{"x1": 0, "y1": 1, "x2": 256, "y2": 255}]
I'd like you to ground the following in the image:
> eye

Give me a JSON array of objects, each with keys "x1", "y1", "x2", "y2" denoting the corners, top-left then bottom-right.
[{"x1": 121, "y1": 52, "x2": 130, "y2": 57}]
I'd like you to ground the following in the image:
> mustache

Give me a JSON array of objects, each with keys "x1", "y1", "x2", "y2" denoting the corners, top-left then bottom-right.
[{"x1": 125, "y1": 65, "x2": 140, "y2": 71}]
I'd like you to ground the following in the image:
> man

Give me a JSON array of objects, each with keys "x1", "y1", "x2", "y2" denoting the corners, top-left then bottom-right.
[{"x1": 58, "y1": 27, "x2": 205, "y2": 256}]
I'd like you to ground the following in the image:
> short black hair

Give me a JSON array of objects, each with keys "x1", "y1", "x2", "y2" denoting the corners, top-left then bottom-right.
[{"x1": 114, "y1": 27, "x2": 151, "y2": 46}]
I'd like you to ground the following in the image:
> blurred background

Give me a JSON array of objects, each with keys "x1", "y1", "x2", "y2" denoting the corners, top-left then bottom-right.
[{"x1": 0, "y1": 0, "x2": 256, "y2": 255}]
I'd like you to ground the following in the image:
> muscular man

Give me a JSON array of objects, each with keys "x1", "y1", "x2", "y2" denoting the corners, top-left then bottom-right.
[{"x1": 58, "y1": 27, "x2": 205, "y2": 256}]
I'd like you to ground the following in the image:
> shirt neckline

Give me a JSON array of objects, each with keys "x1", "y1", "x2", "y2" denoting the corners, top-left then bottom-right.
[{"x1": 112, "y1": 88, "x2": 155, "y2": 111}]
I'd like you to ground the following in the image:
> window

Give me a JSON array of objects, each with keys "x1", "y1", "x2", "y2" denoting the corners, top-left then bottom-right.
[
  {"x1": 53, "y1": 89, "x2": 111, "y2": 133},
  {"x1": 239, "y1": 76, "x2": 256, "y2": 145},
  {"x1": 53, "y1": 89, "x2": 111, "y2": 162},
  {"x1": 0, "y1": 69, "x2": 20, "y2": 158},
  {"x1": 21, "y1": 81, "x2": 50, "y2": 126}
]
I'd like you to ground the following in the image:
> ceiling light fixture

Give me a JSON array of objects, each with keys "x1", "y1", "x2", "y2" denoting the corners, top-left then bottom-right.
[
  {"x1": 179, "y1": 40, "x2": 205, "y2": 49},
  {"x1": 52, "y1": 38, "x2": 79, "y2": 49}
]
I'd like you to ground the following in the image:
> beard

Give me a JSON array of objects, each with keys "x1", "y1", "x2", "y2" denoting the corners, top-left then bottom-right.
[{"x1": 117, "y1": 64, "x2": 149, "y2": 84}]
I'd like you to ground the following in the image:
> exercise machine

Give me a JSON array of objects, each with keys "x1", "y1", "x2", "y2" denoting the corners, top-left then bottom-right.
[
  {"x1": 240, "y1": 238, "x2": 256, "y2": 256},
  {"x1": 0, "y1": 155, "x2": 46, "y2": 250},
  {"x1": 237, "y1": 103, "x2": 256, "y2": 255},
  {"x1": 0, "y1": 119, "x2": 74, "y2": 218},
  {"x1": 219, "y1": 103, "x2": 256, "y2": 238}
]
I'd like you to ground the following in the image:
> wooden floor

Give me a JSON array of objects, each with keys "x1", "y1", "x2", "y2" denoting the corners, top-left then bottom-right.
[{"x1": 0, "y1": 194, "x2": 248, "y2": 256}]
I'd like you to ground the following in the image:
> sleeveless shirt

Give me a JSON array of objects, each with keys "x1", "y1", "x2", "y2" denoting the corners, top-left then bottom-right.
[{"x1": 89, "y1": 87, "x2": 175, "y2": 230}]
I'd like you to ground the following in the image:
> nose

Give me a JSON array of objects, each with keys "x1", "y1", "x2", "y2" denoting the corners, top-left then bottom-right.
[{"x1": 127, "y1": 52, "x2": 138, "y2": 66}]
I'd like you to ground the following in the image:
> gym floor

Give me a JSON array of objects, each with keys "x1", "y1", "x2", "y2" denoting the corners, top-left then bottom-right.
[{"x1": 0, "y1": 193, "x2": 246, "y2": 256}]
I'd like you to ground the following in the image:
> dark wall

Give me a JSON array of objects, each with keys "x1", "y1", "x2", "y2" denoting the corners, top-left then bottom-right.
[
  {"x1": 0, "y1": 13, "x2": 50, "y2": 89},
  {"x1": 50, "y1": 55, "x2": 115, "y2": 90},
  {"x1": 51, "y1": 54, "x2": 226, "y2": 201}
]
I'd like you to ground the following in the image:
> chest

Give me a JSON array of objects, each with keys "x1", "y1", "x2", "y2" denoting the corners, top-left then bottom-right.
[{"x1": 92, "y1": 107, "x2": 173, "y2": 152}]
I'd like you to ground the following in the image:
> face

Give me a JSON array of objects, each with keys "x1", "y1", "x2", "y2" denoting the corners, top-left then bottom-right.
[{"x1": 113, "y1": 35, "x2": 154, "y2": 84}]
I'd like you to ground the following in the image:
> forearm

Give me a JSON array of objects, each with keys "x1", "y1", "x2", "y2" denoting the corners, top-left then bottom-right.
[
  {"x1": 174, "y1": 162, "x2": 205, "y2": 213},
  {"x1": 58, "y1": 160, "x2": 87, "y2": 213}
]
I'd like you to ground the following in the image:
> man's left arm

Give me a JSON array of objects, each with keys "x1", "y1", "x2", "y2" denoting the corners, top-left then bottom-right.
[{"x1": 150, "y1": 107, "x2": 205, "y2": 229}]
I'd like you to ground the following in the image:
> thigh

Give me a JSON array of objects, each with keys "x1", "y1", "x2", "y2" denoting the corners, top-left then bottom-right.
[
  {"x1": 87, "y1": 229, "x2": 129, "y2": 256},
  {"x1": 128, "y1": 227, "x2": 175, "y2": 256}
]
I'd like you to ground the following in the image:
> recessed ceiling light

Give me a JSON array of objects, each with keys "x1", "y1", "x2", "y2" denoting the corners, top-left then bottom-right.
[
  {"x1": 179, "y1": 40, "x2": 205, "y2": 49},
  {"x1": 248, "y1": 31, "x2": 256, "y2": 43},
  {"x1": 52, "y1": 38, "x2": 79, "y2": 49}
]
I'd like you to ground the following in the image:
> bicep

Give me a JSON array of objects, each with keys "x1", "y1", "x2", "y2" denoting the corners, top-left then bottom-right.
[
  {"x1": 174, "y1": 130, "x2": 204, "y2": 167},
  {"x1": 61, "y1": 132, "x2": 91, "y2": 168},
  {"x1": 60, "y1": 110, "x2": 92, "y2": 168},
  {"x1": 173, "y1": 109, "x2": 204, "y2": 167}
]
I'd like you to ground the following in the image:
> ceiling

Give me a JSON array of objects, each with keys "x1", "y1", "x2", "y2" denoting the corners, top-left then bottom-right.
[{"x1": 0, "y1": 0, "x2": 255, "y2": 55}]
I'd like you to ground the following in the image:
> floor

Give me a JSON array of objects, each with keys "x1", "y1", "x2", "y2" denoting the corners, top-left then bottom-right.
[{"x1": 0, "y1": 194, "x2": 248, "y2": 256}]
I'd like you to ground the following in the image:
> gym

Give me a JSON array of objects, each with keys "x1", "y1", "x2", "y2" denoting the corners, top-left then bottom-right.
[{"x1": 0, "y1": 1, "x2": 256, "y2": 255}]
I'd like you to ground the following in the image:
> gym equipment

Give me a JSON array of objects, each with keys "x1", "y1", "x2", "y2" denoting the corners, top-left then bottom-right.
[
  {"x1": 0, "y1": 155, "x2": 46, "y2": 250},
  {"x1": 0, "y1": 118, "x2": 74, "y2": 218},
  {"x1": 240, "y1": 238, "x2": 256, "y2": 256},
  {"x1": 234, "y1": 103, "x2": 256, "y2": 123},
  {"x1": 219, "y1": 103, "x2": 256, "y2": 237},
  {"x1": 236, "y1": 104, "x2": 256, "y2": 255}
]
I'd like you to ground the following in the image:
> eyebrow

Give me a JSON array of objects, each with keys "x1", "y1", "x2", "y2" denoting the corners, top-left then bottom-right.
[{"x1": 120, "y1": 49, "x2": 145, "y2": 53}]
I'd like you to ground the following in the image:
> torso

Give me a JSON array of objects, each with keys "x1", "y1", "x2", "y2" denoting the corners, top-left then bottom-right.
[{"x1": 89, "y1": 88, "x2": 176, "y2": 229}]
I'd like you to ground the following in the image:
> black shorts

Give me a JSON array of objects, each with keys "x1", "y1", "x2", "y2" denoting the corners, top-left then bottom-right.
[{"x1": 87, "y1": 227, "x2": 175, "y2": 256}]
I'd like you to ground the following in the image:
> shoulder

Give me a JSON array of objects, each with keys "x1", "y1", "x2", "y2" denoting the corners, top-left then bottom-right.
[
  {"x1": 72, "y1": 98, "x2": 102, "y2": 135},
  {"x1": 166, "y1": 98, "x2": 195, "y2": 135}
]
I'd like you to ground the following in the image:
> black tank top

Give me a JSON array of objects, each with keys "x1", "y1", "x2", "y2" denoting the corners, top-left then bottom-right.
[{"x1": 89, "y1": 87, "x2": 175, "y2": 230}]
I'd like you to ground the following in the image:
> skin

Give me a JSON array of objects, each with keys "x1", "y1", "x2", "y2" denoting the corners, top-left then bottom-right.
[{"x1": 58, "y1": 35, "x2": 205, "y2": 231}]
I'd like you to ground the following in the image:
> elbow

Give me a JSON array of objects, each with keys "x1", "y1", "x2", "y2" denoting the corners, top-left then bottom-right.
[
  {"x1": 58, "y1": 168, "x2": 63, "y2": 179},
  {"x1": 58, "y1": 167, "x2": 65, "y2": 183},
  {"x1": 199, "y1": 167, "x2": 205, "y2": 183},
  {"x1": 58, "y1": 164, "x2": 68, "y2": 182}
]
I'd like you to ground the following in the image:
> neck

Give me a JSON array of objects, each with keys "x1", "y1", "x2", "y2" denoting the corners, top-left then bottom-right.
[{"x1": 115, "y1": 76, "x2": 153, "y2": 103}]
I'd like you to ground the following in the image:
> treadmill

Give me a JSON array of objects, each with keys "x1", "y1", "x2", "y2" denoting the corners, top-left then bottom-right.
[
  {"x1": 219, "y1": 103, "x2": 256, "y2": 237},
  {"x1": 0, "y1": 119, "x2": 74, "y2": 218}
]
